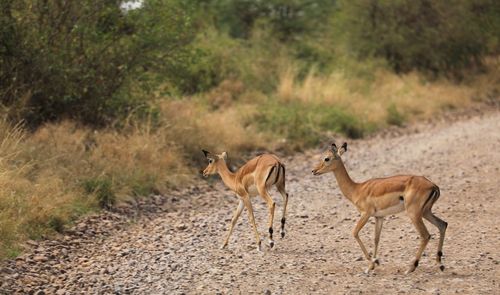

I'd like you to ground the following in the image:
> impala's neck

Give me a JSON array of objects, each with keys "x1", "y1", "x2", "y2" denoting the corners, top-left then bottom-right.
[
  {"x1": 332, "y1": 160, "x2": 358, "y2": 202},
  {"x1": 216, "y1": 161, "x2": 237, "y2": 192}
]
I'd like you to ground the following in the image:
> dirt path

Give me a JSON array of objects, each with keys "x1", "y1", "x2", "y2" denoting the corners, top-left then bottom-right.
[{"x1": 2, "y1": 112, "x2": 500, "y2": 294}]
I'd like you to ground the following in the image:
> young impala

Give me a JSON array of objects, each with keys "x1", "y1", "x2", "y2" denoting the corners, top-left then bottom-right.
[
  {"x1": 202, "y1": 150, "x2": 289, "y2": 251},
  {"x1": 312, "y1": 142, "x2": 448, "y2": 274}
]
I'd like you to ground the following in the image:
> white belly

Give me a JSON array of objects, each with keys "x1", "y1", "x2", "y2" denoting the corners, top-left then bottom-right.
[{"x1": 374, "y1": 202, "x2": 405, "y2": 217}]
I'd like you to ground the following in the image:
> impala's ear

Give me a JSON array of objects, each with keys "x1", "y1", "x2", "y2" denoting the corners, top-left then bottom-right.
[
  {"x1": 338, "y1": 142, "x2": 347, "y2": 156},
  {"x1": 221, "y1": 151, "x2": 228, "y2": 160},
  {"x1": 330, "y1": 142, "x2": 338, "y2": 153},
  {"x1": 202, "y1": 149, "x2": 210, "y2": 158}
]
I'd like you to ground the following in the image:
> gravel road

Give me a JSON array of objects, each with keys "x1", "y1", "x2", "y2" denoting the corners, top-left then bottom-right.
[{"x1": 2, "y1": 111, "x2": 500, "y2": 294}]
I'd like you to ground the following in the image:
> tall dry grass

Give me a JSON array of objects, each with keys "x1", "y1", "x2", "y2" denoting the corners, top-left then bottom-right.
[
  {"x1": 0, "y1": 100, "x2": 268, "y2": 258},
  {"x1": 275, "y1": 65, "x2": 496, "y2": 127}
]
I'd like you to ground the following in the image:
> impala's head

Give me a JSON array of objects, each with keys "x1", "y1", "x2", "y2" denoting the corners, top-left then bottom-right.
[
  {"x1": 202, "y1": 149, "x2": 228, "y2": 177},
  {"x1": 312, "y1": 142, "x2": 347, "y2": 175}
]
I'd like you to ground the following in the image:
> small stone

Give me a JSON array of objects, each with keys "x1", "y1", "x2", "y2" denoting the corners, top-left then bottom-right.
[
  {"x1": 176, "y1": 224, "x2": 188, "y2": 230},
  {"x1": 33, "y1": 255, "x2": 48, "y2": 262}
]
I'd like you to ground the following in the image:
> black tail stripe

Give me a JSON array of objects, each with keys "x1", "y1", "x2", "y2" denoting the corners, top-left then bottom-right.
[
  {"x1": 423, "y1": 189, "x2": 438, "y2": 209},
  {"x1": 274, "y1": 164, "x2": 281, "y2": 184},
  {"x1": 281, "y1": 164, "x2": 285, "y2": 182},
  {"x1": 265, "y1": 166, "x2": 275, "y2": 184}
]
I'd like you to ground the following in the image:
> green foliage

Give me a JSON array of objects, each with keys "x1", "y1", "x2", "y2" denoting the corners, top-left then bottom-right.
[
  {"x1": 386, "y1": 104, "x2": 405, "y2": 126},
  {"x1": 83, "y1": 177, "x2": 115, "y2": 209},
  {"x1": 255, "y1": 99, "x2": 367, "y2": 150},
  {"x1": 333, "y1": 0, "x2": 500, "y2": 75},
  {"x1": 47, "y1": 216, "x2": 65, "y2": 233},
  {"x1": 195, "y1": 0, "x2": 335, "y2": 41},
  {"x1": 0, "y1": 0, "x2": 195, "y2": 126}
]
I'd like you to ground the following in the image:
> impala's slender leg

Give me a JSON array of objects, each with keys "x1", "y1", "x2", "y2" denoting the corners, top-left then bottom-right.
[
  {"x1": 258, "y1": 188, "x2": 276, "y2": 248},
  {"x1": 424, "y1": 211, "x2": 448, "y2": 271},
  {"x1": 406, "y1": 214, "x2": 431, "y2": 274},
  {"x1": 243, "y1": 197, "x2": 261, "y2": 251},
  {"x1": 277, "y1": 185, "x2": 289, "y2": 238},
  {"x1": 369, "y1": 217, "x2": 384, "y2": 270},
  {"x1": 221, "y1": 199, "x2": 245, "y2": 249},
  {"x1": 353, "y1": 213, "x2": 372, "y2": 272}
]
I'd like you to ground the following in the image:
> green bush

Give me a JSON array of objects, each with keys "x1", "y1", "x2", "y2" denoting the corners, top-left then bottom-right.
[
  {"x1": 0, "y1": 0, "x2": 195, "y2": 126},
  {"x1": 83, "y1": 177, "x2": 115, "y2": 209},
  {"x1": 333, "y1": 0, "x2": 500, "y2": 76},
  {"x1": 386, "y1": 104, "x2": 405, "y2": 126},
  {"x1": 255, "y1": 99, "x2": 367, "y2": 150}
]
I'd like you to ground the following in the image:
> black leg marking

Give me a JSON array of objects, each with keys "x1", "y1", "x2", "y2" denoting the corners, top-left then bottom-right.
[
  {"x1": 269, "y1": 227, "x2": 273, "y2": 237},
  {"x1": 280, "y1": 218, "x2": 286, "y2": 238},
  {"x1": 437, "y1": 251, "x2": 443, "y2": 257},
  {"x1": 414, "y1": 260, "x2": 419, "y2": 268},
  {"x1": 440, "y1": 265, "x2": 445, "y2": 271}
]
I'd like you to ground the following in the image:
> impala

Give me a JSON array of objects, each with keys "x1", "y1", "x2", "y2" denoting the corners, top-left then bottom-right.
[
  {"x1": 312, "y1": 142, "x2": 448, "y2": 274},
  {"x1": 202, "y1": 150, "x2": 289, "y2": 251}
]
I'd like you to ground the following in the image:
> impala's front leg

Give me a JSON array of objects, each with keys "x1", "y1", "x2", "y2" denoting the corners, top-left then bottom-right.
[
  {"x1": 243, "y1": 197, "x2": 261, "y2": 251},
  {"x1": 221, "y1": 199, "x2": 245, "y2": 249},
  {"x1": 353, "y1": 213, "x2": 372, "y2": 273},
  {"x1": 369, "y1": 217, "x2": 384, "y2": 270}
]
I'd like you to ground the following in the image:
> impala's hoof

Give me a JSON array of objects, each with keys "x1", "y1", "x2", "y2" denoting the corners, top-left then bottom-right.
[
  {"x1": 440, "y1": 265, "x2": 445, "y2": 271},
  {"x1": 269, "y1": 239, "x2": 274, "y2": 248},
  {"x1": 374, "y1": 258, "x2": 380, "y2": 266},
  {"x1": 257, "y1": 241, "x2": 262, "y2": 252},
  {"x1": 405, "y1": 266, "x2": 416, "y2": 275},
  {"x1": 220, "y1": 243, "x2": 227, "y2": 250},
  {"x1": 280, "y1": 230, "x2": 286, "y2": 238}
]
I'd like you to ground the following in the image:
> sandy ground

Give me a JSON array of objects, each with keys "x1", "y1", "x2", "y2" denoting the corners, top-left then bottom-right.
[{"x1": 1, "y1": 111, "x2": 500, "y2": 294}]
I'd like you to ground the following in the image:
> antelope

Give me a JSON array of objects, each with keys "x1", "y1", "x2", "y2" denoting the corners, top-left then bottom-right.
[
  {"x1": 202, "y1": 150, "x2": 289, "y2": 251},
  {"x1": 312, "y1": 142, "x2": 448, "y2": 274}
]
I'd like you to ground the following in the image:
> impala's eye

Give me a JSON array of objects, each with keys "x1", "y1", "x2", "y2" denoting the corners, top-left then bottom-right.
[
  {"x1": 324, "y1": 158, "x2": 330, "y2": 162},
  {"x1": 209, "y1": 159, "x2": 214, "y2": 164}
]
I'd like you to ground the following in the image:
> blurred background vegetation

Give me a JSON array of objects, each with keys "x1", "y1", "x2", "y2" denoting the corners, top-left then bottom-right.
[{"x1": 0, "y1": 0, "x2": 499, "y2": 258}]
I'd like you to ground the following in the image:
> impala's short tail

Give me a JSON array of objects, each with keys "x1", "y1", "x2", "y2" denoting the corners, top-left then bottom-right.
[{"x1": 423, "y1": 186, "x2": 440, "y2": 211}]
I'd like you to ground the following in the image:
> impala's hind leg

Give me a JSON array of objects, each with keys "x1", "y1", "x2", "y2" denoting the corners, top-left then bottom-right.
[
  {"x1": 406, "y1": 213, "x2": 431, "y2": 274},
  {"x1": 258, "y1": 188, "x2": 276, "y2": 248},
  {"x1": 424, "y1": 211, "x2": 448, "y2": 271},
  {"x1": 277, "y1": 185, "x2": 289, "y2": 239}
]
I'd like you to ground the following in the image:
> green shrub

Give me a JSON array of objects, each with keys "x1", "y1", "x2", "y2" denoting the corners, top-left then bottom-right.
[
  {"x1": 386, "y1": 104, "x2": 405, "y2": 126},
  {"x1": 333, "y1": 0, "x2": 500, "y2": 76},
  {"x1": 0, "y1": 0, "x2": 195, "y2": 126},
  {"x1": 83, "y1": 177, "x2": 115, "y2": 209},
  {"x1": 255, "y1": 99, "x2": 367, "y2": 150}
]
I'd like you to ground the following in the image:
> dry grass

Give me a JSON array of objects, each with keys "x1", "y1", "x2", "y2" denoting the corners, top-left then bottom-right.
[
  {"x1": 275, "y1": 64, "x2": 496, "y2": 127},
  {"x1": 0, "y1": 100, "x2": 268, "y2": 258}
]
